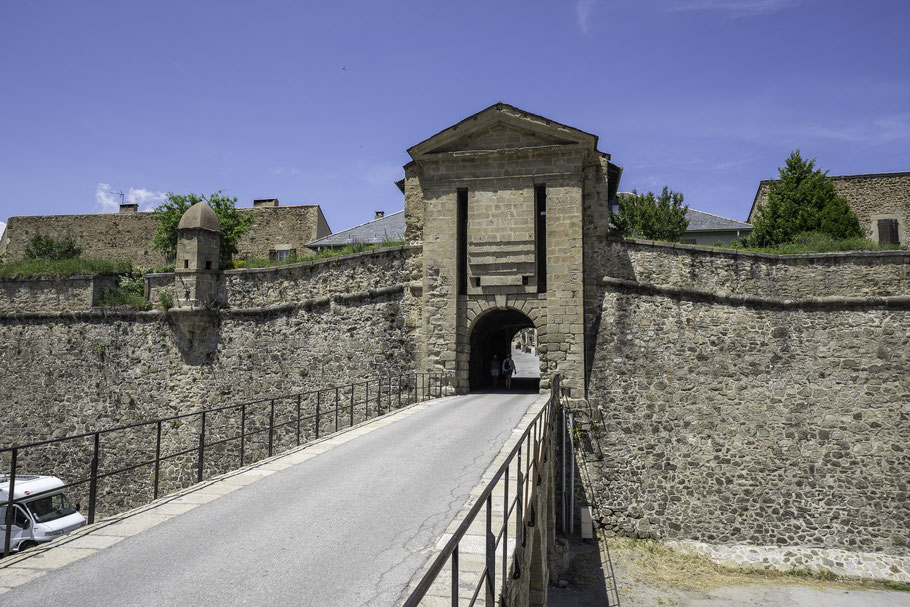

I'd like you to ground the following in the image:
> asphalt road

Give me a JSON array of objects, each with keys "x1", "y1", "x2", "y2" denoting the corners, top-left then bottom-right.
[{"x1": 1, "y1": 392, "x2": 538, "y2": 607}]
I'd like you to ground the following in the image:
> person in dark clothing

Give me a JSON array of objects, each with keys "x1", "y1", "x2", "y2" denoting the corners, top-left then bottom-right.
[{"x1": 502, "y1": 355, "x2": 515, "y2": 389}]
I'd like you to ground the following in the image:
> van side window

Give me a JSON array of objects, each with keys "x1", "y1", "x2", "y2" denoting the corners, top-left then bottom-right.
[{"x1": 0, "y1": 506, "x2": 30, "y2": 527}]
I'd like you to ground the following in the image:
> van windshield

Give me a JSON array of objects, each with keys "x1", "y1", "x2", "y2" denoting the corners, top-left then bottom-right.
[{"x1": 26, "y1": 493, "x2": 77, "y2": 524}]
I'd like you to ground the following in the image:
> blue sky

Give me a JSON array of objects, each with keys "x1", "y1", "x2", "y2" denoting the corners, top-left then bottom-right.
[{"x1": 1, "y1": 0, "x2": 908, "y2": 237}]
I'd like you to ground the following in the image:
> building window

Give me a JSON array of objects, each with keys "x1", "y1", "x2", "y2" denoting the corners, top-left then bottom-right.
[
  {"x1": 457, "y1": 189, "x2": 468, "y2": 295},
  {"x1": 535, "y1": 185, "x2": 547, "y2": 293},
  {"x1": 878, "y1": 219, "x2": 900, "y2": 245},
  {"x1": 270, "y1": 249, "x2": 297, "y2": 262}
]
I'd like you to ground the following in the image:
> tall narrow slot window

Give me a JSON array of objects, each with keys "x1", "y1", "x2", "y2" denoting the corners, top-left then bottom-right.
[
  {"x1": 535, "y1": 184, "x2": 547, "y2": 293},
  {"x1": 457, "y1": 189, "x2": 468, "y2": 294}
]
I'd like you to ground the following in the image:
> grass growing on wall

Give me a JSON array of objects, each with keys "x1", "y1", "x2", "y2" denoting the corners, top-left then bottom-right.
[
  {"x1": 721, "y1": 232, "x2": 908, "y2": 255},
  {"x1": 97, "y1": 273, "x2": 151, "y2": 309},
  {"x1": 0, "y1": 257, "x2": 133, "y2": 278},
  {"x1": 229, "y1": 238, "x2": 406, "y2": 270}
]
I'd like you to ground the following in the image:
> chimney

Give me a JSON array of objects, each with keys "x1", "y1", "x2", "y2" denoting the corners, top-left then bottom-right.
[
  {"x1": 253, "y1": 198, "x2": 279, "y2": 208},
  {"x1": 119, "y1": 203, "x2": 139, "y2": 213},
  {"x1": 374, "y1": 210, "x2": 385, "y2": 219}
]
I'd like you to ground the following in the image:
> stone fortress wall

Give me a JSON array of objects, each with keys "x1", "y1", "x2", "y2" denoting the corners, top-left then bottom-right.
[
  {"x1": 1, "y1": 105, "x2": 908, "y2": 581},
  {"x1": 0, "y1": 203, "x2": 332, "y2": 267},
  {"x1": 0, "y1": 246, "x2": 420, "y2": 519},
  {"x1": 750, "y1": 172, "x2": 910, "y2": 245},
  {"x1": 0, "y1": 274, "x2": 120, "y2": 314},
  {"x1": 580, "y1": 237, "x2": 910, "y2": 579}
]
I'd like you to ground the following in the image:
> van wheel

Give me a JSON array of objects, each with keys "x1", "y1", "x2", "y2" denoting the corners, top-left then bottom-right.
[{"x1": 18, "y1": 541, "x2": 36, "y2": 552}]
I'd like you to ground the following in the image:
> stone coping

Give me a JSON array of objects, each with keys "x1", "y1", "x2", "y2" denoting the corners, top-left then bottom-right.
[
  {"x1": 222, "y1": 244, "x2": 419, "y2": 277},
  {"x1": 223, "y1": 284, "x2": 406, "y2": 317},
  {"x1": 599, "y1": 276, "x2": 910, "y2": 309},
  {"x1": 0, "y1": 274, "x2": 114, "y2": 284},
  {"x1": 667, "y1": 539, "x2": 910, "y2": 584},
  {"x1": 0, "y1": 285, "x2": 408, "y2": 322},
  {"x1": 0, "y1": 394, "x2": 447, "y2": 596},
  {"x1": 608, "y1": 235, "x2": 910, "y2": 261}
]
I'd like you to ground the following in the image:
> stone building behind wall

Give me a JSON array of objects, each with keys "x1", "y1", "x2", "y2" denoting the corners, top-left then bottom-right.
[
  {"x1": 0, "y1": 199, "x2": 331, "y2": 267},
  {"x1": 749, "y1": 171, "x2": 910, "y2": 245}
]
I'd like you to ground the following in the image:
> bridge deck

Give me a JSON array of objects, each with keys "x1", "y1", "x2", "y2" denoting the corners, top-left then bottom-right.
[{"x1": 0, "y1": 391, "x2": 543, "y2": 606}]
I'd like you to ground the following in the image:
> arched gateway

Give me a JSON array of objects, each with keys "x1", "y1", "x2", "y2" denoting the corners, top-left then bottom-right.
[
  {"x1": 403, "y1": 102, "x2": 621, "y2": 398},
  {"x1": 468, "y1": 307, "x2": 538, "y2": 391}
]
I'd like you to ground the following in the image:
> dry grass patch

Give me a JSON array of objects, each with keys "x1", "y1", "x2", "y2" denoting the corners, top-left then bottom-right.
[{"x1": 606, "y1": 537, "x2": 902, "y2": 595}]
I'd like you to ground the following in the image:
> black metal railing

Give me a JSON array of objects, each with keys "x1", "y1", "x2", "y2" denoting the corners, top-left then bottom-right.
[
  {"x1": 403, "y1": 374, "x2": 562, "y2": 606},
  {"x1": 2, "y1": 371, "x2": 449, "y2": 557}
]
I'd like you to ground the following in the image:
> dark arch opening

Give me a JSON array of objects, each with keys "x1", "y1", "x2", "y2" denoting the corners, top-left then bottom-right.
[{"x1": 469, "y1": 308, "x2": 540, "y2": 392}]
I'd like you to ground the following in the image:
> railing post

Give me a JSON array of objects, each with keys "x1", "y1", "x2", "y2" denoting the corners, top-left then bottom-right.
[
  {"x1": 335, "y1": 387, "x2": 340, "y2": 431},
  {"x1": 240, "y1": 403, "x2": 246, "y2": 467},
  {"x1": 561, "y1": 408, "x2": 566, "y2": 534},
  {"x1": 88, "y1": 432, "x2": 100, "y2": 524},
  {"x1": 3, "y1": 448, "x2": 18, "y2": 557},
  {"x1": 153, "y1": 421, "x2": 162, "y2": 500},
  {"x1": 485, "y1": 493, "x2": 495, "y2": 605},
  {"x1": 569, "y1": 410, "x2": 575, "y2": 534},
  {"x1": 365, "y1": 382, "x2": 369, "y2": 419},
  {"x1": 398, "y1": 375, "x2": 402, "y2": 410},
  {"x1": 315, "y1": 391, "x2": 321, "y2": 439},
  {"x1": 296, "y1": 395, "x2": 301, "y2": 447},
  {"x1": 350, "y1": 384, "x2": 355, "y2": 427},
  {"x1": 377, "y1": 377, "x2": 382, "y2": 415},
  {"x1": 503, "y1": 461, "x2": 509, "y2": 591},
  {"x1": 516, "y1": 444, "x2": 524, "y2": 550},
  {"x1": 451, "y1": 545, "x2": 459, "y2": 607},
  {"x1": 197, "y1": 411, "x2": 206, "y2": 483},
  {"x1": 268, "y1": 400, "x2": 275, "y2": 457}
]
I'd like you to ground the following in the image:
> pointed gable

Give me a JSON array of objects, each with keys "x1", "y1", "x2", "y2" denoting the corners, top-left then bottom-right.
[{"x1": 408, "y1": 102, "x2": 598, "y2": 160}]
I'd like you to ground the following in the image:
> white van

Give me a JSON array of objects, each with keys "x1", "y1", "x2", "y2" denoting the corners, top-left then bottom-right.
[{"x1": 0, "y1": 475, "x2": 86, "y2": 553}]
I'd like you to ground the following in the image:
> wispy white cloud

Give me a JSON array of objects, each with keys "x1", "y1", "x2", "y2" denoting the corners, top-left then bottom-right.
[
  {"x1": 95, "y1": 183, "x2": 168, "y2": 212},
  {"x1": 719, "y1": 112, "x2": 910, "y2": 147},
  {"x1": 665, "y1": 0, "x2": 800, "y2": 16},
  {"x1": 270, "y1": 166, "x2": 303, "y2": 176},
  {"x1": 576, "y1": 0, "x2": 597, "y2": 33}
]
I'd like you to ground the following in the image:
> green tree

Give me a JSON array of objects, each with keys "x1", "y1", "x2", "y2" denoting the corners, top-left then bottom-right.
[
  {"x1": 152, "y1": 192, "x2": 253, "y2": 265},
  {"x1": 24, "y1": 234, "x2": 82, "y2": 260},
  {"x1": 611, "y1": 186, "x2": 689, "y2": 242},
  {"x1": 749, "y1": 150, "x2": 862, "y2": 247}
]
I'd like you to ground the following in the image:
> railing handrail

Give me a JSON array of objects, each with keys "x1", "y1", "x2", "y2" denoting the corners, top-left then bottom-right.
[
  {"x1": 402, "y1": 374, "x2": 561, "y2": 606},
  {"x1": 3, "y1": 370, "x2": 451, "y2": 557},
  {"x1": 0, "y1": 372, "x2": 440, "y2": 454}
]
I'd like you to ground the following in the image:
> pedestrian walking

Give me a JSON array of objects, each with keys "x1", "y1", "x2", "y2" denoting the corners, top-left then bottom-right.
[
  {"x1": 490, "y1": 355, "x2": 500, "y2": 389},
  {"x1": 502, "y1": 355, "x2": 515, "y2": 390}
]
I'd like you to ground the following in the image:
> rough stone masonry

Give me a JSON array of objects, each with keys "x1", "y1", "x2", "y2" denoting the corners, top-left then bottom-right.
[{"x1": 0, "y1": 102, "x2": 907, "y2": 581}]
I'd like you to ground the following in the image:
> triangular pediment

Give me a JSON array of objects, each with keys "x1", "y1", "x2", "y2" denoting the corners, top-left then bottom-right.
[
  {"x1": 408, "y1": 103, "x2": 598, "y2": 159},
  {"x1": 432, "y1": 122, "x2": 576, "y2": 153}
]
